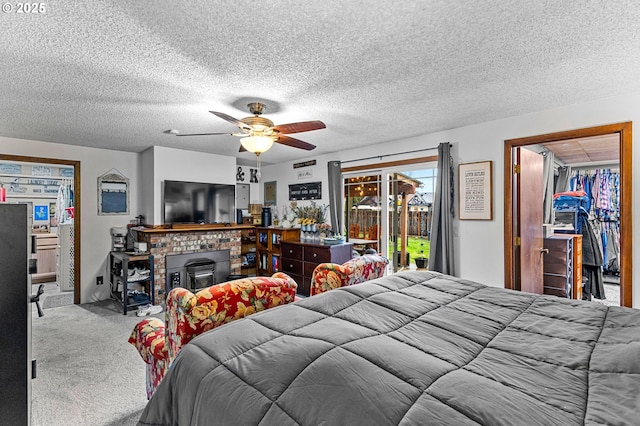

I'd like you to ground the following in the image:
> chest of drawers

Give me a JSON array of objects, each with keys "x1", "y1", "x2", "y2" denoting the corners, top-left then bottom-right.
[
  {"x1": 543, "y1": 234, "x2": 583, "y2": 299},
  {"x1": 281, "y1": 241, "x2": 352, "y2": 296}
]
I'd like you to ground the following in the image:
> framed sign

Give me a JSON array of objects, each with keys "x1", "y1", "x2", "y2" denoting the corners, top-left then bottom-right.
[
  {"x1": 98, "y1": 169, "x2": 129, "y2": 215},
  {"x1": 264, "y1": 181, "x2": 277, "y2": 206},
  {"x1": 289, "y1": 182, "x2": 322, "y2": 200},
  {"x1": 459, "y1": 161, "x2": 493, "y2": 220}
]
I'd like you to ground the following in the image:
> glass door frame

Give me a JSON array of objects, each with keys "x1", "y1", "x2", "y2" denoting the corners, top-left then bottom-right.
[
  {"x1": 342, "y1": 160, "x2": 438, "y2": 274},
  {"x1": 343, "y1": 171, "x2": 383, "y2": 256}
]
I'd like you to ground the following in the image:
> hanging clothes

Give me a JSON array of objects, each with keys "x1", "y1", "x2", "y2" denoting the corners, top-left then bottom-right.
[
  {"x1": 580, "y1": 215, "x2": 605, "y2": 300},
  {"x1": 605, "y1": 222, "x2": 620, "y2": 273},
  {"x1": 567, "y1": 168, "x2": 620, "y2": 276},
  {"x1": 55, "y1": 180, "x2": 73, "y2": 224},
  {"x1": 55, "y1": 184, "x2": 65, "y2": 224}
]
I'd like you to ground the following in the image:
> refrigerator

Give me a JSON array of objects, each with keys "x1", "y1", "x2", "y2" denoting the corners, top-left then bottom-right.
[{"x1": 0, "y1": 204, "x2": 33, "y2": 424}]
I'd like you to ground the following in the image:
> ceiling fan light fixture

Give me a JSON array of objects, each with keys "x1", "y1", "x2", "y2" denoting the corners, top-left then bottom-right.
[{"x1": 240, "y1": 135, "x2": 274, "y2": 154}]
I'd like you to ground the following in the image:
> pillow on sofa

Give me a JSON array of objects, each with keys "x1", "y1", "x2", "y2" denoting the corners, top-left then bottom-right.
[{"x1": 311, "y1": 254, "x2": 389, "y2": 296}]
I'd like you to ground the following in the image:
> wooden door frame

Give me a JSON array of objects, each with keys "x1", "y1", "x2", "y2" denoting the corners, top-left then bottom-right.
[
  {"x1": 504, "y1": 122, "x2": 632, "y2": 307},
  {"x1": 0, "y1": 154, "x2": 81, "y2": 304}
]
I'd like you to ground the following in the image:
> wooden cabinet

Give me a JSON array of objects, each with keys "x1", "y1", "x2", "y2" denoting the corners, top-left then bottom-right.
[
  {"x1": 240, "y1": 227, "x2": 257, "y2": 276},
  {"x1": 543, "y1": 234, "x2": 583, "y2": 299},
  {"x1": 256, "y1": 227, "x2": 300, "y2": 276},
  {"x1": 32, "y1": 232, "x2": 58, "y2": 284},
  {"x1": 281, "y1": 241, "x2": 353, "y2": 297}
]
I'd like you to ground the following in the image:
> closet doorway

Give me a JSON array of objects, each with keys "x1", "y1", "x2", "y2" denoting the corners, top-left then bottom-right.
[
  {"x1": 504, "y1": 122, "x2": 632, "y2": 307},
  {"x1": 0, "y1": 154, "x2": 81, "y2": 305}
]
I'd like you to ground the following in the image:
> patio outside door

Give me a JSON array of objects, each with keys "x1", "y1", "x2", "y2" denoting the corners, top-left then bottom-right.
[
  {"x1": 344, "y1": 173, "x2": 382, "y2": 258},
  {"x1": 388, "y1": 173, "x2": 407, "y2": 272}
]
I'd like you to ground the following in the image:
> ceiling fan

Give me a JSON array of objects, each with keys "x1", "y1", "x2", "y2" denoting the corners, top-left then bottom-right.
[{"x1": 172, "y1": 102, "x2": 325, "y2": 155}]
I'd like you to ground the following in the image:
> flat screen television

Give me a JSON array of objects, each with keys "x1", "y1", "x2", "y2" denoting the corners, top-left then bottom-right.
[{"x1": 163, "y1": 180, "x2": 235, "y2": 224}]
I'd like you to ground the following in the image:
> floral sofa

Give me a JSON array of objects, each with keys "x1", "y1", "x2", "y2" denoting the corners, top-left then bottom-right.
[
  {"x1": 310, "y1": 254, "x2": 389, "y2": 296},
  {"x1": 128, "y1": 272, "x2": 298, "y2": 398}
]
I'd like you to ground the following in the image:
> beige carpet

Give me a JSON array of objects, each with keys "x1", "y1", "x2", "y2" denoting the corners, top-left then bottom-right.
[
  {"x1": 34, "y1": 282, "x2": 74, "y2": 310},
  {"x1": 31, "y1": 300, "x2": 162, "y2": 425}
]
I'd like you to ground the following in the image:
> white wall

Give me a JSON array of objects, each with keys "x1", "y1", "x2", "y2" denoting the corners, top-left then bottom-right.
[
  {"x1": 140, "y1": 147, "x2": 155, "y2": 225},
  {"x1": 0, "y1": 136, "x2": 141, "y2": 303},
  {"x1": 235, "y1": 163, "x2": 260, "y2": 206},
  {"x1": 141, "y1": 146, "x2": 238, "y2": 225},
  {"x1": 262, "y1": 91, "x2": 640, "y2": 307}
]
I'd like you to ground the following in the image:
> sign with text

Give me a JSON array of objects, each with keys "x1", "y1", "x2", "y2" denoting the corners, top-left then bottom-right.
[
  {"x1": 293, "y1": 160, "x2": 316, "y2": 169},
  {"x1": 459, "y1": 161, "x2": 493, "y2": 220},
  {"x1": 289, "y1": 182, "x2": 322, "y2": 200},
  {"x1": 297, "y1": 169, "x2": 313, "y2": 180}
]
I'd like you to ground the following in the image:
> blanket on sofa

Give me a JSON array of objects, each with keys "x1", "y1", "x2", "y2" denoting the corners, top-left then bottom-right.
[{"x1": 138, "y1": 271, "x2": 640, "y2": 425}]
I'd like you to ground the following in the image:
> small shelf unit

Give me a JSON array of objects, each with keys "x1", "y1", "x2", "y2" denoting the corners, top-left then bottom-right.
[
  {"x1": 109, "y1": 251, "x2": 155, "y2": 315},
  {"x1": 240, "y1": 227, "x2": 257, "y2": 276},
  {"x1": 256, "y1": 227, "x2": 300, "y2": 276}
]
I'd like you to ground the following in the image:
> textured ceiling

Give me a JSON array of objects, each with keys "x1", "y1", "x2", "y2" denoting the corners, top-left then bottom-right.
[
  {"x1": 1, "y1": 1, "x2": 640, "y2": 165},
  {"x1": 542, "y1": 134, "x2": 620, "y2": 166}
]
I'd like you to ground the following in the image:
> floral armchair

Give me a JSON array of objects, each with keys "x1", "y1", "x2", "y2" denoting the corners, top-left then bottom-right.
[
  {"x1": 310, "y1": 254, "x2": 389, "y2": 296},
  {"x1": 128, "y1": 272, "x2": 298, "y2": 398}
]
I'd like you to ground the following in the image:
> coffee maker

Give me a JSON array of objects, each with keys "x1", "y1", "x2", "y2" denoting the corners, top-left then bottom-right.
[{"x1": 111, "y1": 227, "x2": 127, "y2": 252}]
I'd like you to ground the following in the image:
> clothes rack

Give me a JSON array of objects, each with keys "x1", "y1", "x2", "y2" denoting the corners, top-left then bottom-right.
[{"x1": 566, "y1": 168, "x2": 620, "y2": 299}]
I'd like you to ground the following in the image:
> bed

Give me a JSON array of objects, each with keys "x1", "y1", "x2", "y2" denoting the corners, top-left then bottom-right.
[{"x1": 138, "y1": 271, "x2": 640, "y2": 425}]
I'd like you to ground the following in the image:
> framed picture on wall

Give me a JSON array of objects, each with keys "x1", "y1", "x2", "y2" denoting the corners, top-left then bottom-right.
[
  {"x1": 264, "y1": 181, "x2": 277, "y2": 206},
  {"x1": 459, "y1": 161, "x2": 493, "y2": 220},
  {"x1": 33, "y1": 204, "x2": 49, "y2": 221},
  {"x1": 98, "y1": 169, "x2": 129, "y2": 215}
]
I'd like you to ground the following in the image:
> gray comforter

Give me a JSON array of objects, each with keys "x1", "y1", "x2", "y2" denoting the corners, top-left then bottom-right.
[{"x1": 138, "y1": 271, "x2": 640, "y2": 425}]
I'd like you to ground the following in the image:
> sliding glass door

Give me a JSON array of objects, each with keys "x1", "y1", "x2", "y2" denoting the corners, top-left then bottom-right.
[
  {"x1": 344, "y1": 174, "x2": 382, "y2": 255},
  {"x1": 388, "y1": 169, "x2": 436, "y2": 272},
  {"x1": 344, "y1": 165, "x2": 437, "y2": 274}
]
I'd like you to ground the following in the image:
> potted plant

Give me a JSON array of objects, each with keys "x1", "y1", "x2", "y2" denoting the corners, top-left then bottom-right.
[{"x1": 414, "y1": 239, "x2": 428, "y2": 269}]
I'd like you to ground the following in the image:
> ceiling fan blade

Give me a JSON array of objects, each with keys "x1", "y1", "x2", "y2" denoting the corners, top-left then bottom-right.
[
  {"x1": 238, "y1": 144, "x2": 247, "y2": 152},
  {"x1": 176, "y1": 132, "x2": 231, "y2": 136},
  {"x1": 276, "y1": 135, "x2": 316, "y2": 151},
  {"x1": 273, "y1": 120, "x2": 326, "y2": 134},
  {"x1": 210, "y1": 111, "x2": 252, "y2": 130}
]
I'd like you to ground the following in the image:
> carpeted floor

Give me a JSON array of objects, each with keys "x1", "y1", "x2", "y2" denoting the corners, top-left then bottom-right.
[
  {"x1": 35, "y1": 281, "x2": 74, "y2": 310},
  {"x1": 31, "y1": 299, "x2": 162, "y2": 425},
  {"x1": 594, "y1": 283, "x2": 620, "y2": 307},
  {"x1": 42, "y1": 292, "x2": 74, "y2": 309}
]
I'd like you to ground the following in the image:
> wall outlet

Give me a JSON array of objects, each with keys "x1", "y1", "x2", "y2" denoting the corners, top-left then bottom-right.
[{"x1": 96, "y1": 276, "x2": 104, "y2": 285}]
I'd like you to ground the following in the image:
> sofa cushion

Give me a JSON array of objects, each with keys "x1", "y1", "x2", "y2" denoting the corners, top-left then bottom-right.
[
  {"x1": 166, "y1": 274, "x2": 297, "y2": 361},
  {"x1": 311, "y1": 254, "x2": 389, "y2": 295}
]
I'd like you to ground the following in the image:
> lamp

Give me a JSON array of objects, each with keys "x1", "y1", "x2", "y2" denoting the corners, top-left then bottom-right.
[
  {"x1": 240, "y1": 135, "x2": 275, "y2": 154},
  {"x1": 241, "y1": 135, "x2": 275, "y2": 192}
]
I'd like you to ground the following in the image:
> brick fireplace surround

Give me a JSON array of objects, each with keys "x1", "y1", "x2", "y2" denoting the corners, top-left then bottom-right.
[{"x1": 135, "y1": 224, "x2": 253, "y2": 303}]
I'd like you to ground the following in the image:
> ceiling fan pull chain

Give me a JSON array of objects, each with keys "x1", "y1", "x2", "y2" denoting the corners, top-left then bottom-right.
[{"x1": 256, "y1": 154, "x2": 262, "y2": 182}]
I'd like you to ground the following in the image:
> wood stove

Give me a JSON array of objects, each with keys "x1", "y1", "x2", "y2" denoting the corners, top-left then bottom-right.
[
  {"x1": 185, "y1": 258, "x2": 215, "y2": 291},
  {"x1": 165, "y1": 250, "x2": 230, "y2": 295}
]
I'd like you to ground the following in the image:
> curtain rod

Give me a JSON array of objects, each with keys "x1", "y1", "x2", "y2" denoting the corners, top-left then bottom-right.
[{"x1": 340, "y1": 143, "x2": 451, "y2": 164}]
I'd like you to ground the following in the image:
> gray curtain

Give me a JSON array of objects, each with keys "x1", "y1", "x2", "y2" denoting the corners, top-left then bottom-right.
[
  {"x1": 543, "y1": 151, "x2": 555, "y2": 224},
  {"x1": 327, "y1": 161, "x2": 343, "y2": 235},
  {"x1": 428, "y1": 143, "x2": 455, "y2": 275},
  {"x1": 555, "y1": 165, "x2": 572, "y2": 193}
]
